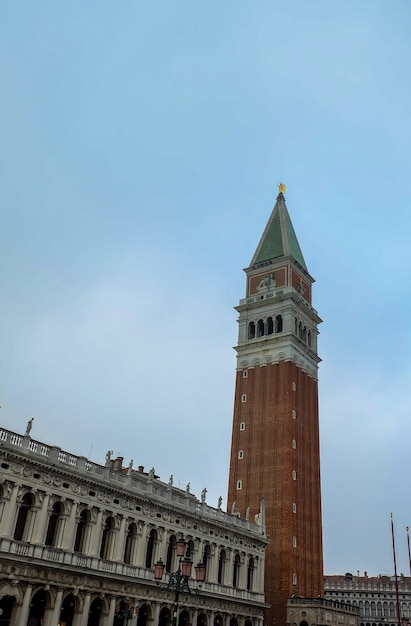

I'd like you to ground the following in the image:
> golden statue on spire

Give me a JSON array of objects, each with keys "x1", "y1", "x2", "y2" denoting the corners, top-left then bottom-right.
[{"x1": 278, "y1": 182, "x2": 286, "y2": 195}]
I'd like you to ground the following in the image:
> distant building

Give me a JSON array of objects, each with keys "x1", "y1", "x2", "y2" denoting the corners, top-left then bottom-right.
[
  {"x1": 0, "y1": 425, "x2": 267, "y2": 626},
  {"x1": 287, "y1": 595, "x2": 359, "y2": 626},
  {"x1": 325, "y1": 573, "x2": 411, "y2": 626},
  {"x1": 227, "y1": 189, "x2": 323, "y2": 626}
]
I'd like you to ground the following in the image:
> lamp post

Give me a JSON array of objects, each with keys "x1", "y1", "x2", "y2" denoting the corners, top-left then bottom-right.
[{"x1": 154, "y1": 539, "x2": 206, "y2": 626}]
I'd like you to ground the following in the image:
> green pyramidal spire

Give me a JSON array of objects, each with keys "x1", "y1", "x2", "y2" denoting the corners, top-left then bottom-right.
[{"x1": 250, "y1": 191, "x2": 307, "y2": 270}]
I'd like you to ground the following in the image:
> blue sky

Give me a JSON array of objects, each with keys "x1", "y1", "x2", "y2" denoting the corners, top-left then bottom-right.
[{"x1": 1, "y1": 1, "x2": 411, "y2": 576}]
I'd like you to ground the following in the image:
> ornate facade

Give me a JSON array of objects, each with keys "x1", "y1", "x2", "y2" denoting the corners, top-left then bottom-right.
[{"x1": 0, "y1": 426, "x2": 267, "y2": 626}]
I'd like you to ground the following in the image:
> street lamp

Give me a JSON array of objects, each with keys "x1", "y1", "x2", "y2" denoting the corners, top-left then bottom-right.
[{"x1": 154, "y1": 539, "x2": 206, "y2": 626}]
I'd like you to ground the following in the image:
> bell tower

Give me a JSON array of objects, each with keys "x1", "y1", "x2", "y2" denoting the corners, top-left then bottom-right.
[{"x1": 227, "y1": 187, "x2": 324, "y2": 626}]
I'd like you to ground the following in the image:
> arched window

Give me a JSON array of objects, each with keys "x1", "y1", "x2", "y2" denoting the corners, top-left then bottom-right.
[
  {"x1": 257, "y1": 319, "x2": 265, "y2": 337},
  {"x1": 217, "y1": 549, "x2": 226, "y2": 584},
  {"x1": 166, "y1": 535, "x2": 176, "y2": 573},
  {"x1": 100, "y1": 516, "x2": 115, "y2": 560},
  {"x1": 247, "y1": 557, "x2": 254, "y2": 591},
  {"x1": 0, "y1": 595, "x2": 16, "y2": 625},
  {"x1": 45, "y1": 501, "x2": 64, "y2": 547},
  {"x1": 308, "y1": 330, "x2": 312, "y2": 347},
  {"x1": 186, "y1": 539, "x2": 194, "y2": 559},
  {"x1": 124, "y1": 522, "x2": 137, "y2": 564},
  {"x1": 197, "y1": 613, "x2": 208, "y2": 626},
  {"x1": 233, "y1": 553, "x2": 241, "y2": 588},
  {"x1": 179, "y1": 610, "x2": 190, "y2": 626},
  {"x1": 276, "y1": 315, "x2": 283, "y2": 333},
  {"x1": 74, "y1": 509, "x2": 90, "y2": 553},
  {"x1": 137, "y1": 604, "x2": 150, "y2": 626},
  {"x1": 159, "y1": 608, "x2": 172, "y2": 626},
  {"x1": 267, "y1": 317, "x2": 274, "y2": 335},
  {"x1": 302, "y1": 326, "x2": 307, "y2": 342},
  {"x1": 28, "y1": 590, "x2": 47, "y2": 625},
  {"x1": 60, "y1": 594, "x2": 76, "y2": 625},
  {"x1": 89, "y1": 598, "x2": 102, "y2": 625},
  {"x1": 298, "y1": 321, "x2": 302, "y2": 339},
  {"x1": 145, "y1": 528, "x2": 157, "y2": 568},
  {"x1": 248, "y1": 322, "x2": 255, "y2": 339},
  {"x1": 14, "y1": 492, "x2": 34, "y2": 541}
]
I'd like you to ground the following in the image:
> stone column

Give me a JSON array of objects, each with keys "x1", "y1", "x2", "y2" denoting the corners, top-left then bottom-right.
[
  {"x1": 223, "y1": 548, "x2": 232, "y2": 586},
  {"x1": 31, "y1": 492, "x2": 51, "y2": 544},
  {"x1": 239, "y1": 554, "x2": 247, "y2": 589},
  {"x1": 256, "y1": 556, "x2": 264, "y2": 593},
  {"x1": 13, "y1": 583, "x2": 32, "y2": 626},
  {"x1": 55, "y1": 512, "x2": 69, "y2": 548},
  {"x1": 130, "y1": 529, "x2": 139, "y2": 566},
  {"x1": 80, "y1": 593, "x2": 91, "y2": 626},
  {"x1": 48, "y1": 588, "x2": 64, "y2": 626},
  {"x1": 72, "y1": 596, "x2": 83, "y2": 626},
  {"x1": 0, "y1": 482, "x2": 20, "y2": 537},
  {"x1": 157, "y1": 528, "x2": 168, "y2": 565},
  {"x1": 108, "y1": 596, "x2": 117, "y2": 625},
  {"x1": 61, "y1": 500, "x2": 78, "y2": 550},
  {"x1": 153, "y1": 602, "x2": 161, "y2": 626},
  {"x1": 107, "y1": 526, "x2": 116, "y2": 561},
  {"x1": 208, "y1": 544, "x2": 218, "y2": 583},
  {"x1": 136, "y1": 521, "x2": 149, "y2": 565},
  {"x1": 114, "y1": 516, "x2": 127, "y2": 561},
  {"x1": 43, "y1": 605, "x2": 54, "y2": 626},
  {"x1": 89, "y1": 509, "x2": 103, "y2": 556}
]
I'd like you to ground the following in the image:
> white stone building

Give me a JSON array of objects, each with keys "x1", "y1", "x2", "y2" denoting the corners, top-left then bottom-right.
[
  {"x1": 0, "y1": 425, "x2": 267, "y2": 626},
  {"x1": 325, "y1": 573, "x2": 411, "y2": 626}
]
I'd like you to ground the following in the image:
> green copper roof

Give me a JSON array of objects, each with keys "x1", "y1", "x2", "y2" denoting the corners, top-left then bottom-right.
[{"x1": 251, "y1": 193, "x2": 307, "y2": 270}]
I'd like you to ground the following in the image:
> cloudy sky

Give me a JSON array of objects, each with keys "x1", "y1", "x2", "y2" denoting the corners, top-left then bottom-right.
[{"x1": 1, "y1": 1, "x2": 411, "y2": 577}]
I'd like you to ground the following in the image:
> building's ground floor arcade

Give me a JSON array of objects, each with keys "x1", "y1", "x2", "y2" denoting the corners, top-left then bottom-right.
[{"x1": 0, "y1": 580, "x2": 262, "y2": 626}]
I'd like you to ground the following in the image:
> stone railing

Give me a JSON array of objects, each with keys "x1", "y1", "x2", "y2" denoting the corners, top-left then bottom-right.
[
  {"x1": 0, "y1": 538, "x2": 266, "y2": 604},
  {"x1": 325, "y1": 579, "x2": 411, "y2": 592}
]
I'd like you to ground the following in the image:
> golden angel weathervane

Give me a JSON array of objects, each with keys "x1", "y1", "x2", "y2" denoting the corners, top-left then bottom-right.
[{"x1": 278, "y1": 182, "x2": 286, "y2": 195}]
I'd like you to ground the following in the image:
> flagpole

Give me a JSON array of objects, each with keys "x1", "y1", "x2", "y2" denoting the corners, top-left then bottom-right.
[
  {"x1": 391, "y1": 513, "x2": 401, "y2": 626},
  {"x1": 407, "y1": 526, "x2": 411, "y2": 577}
]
